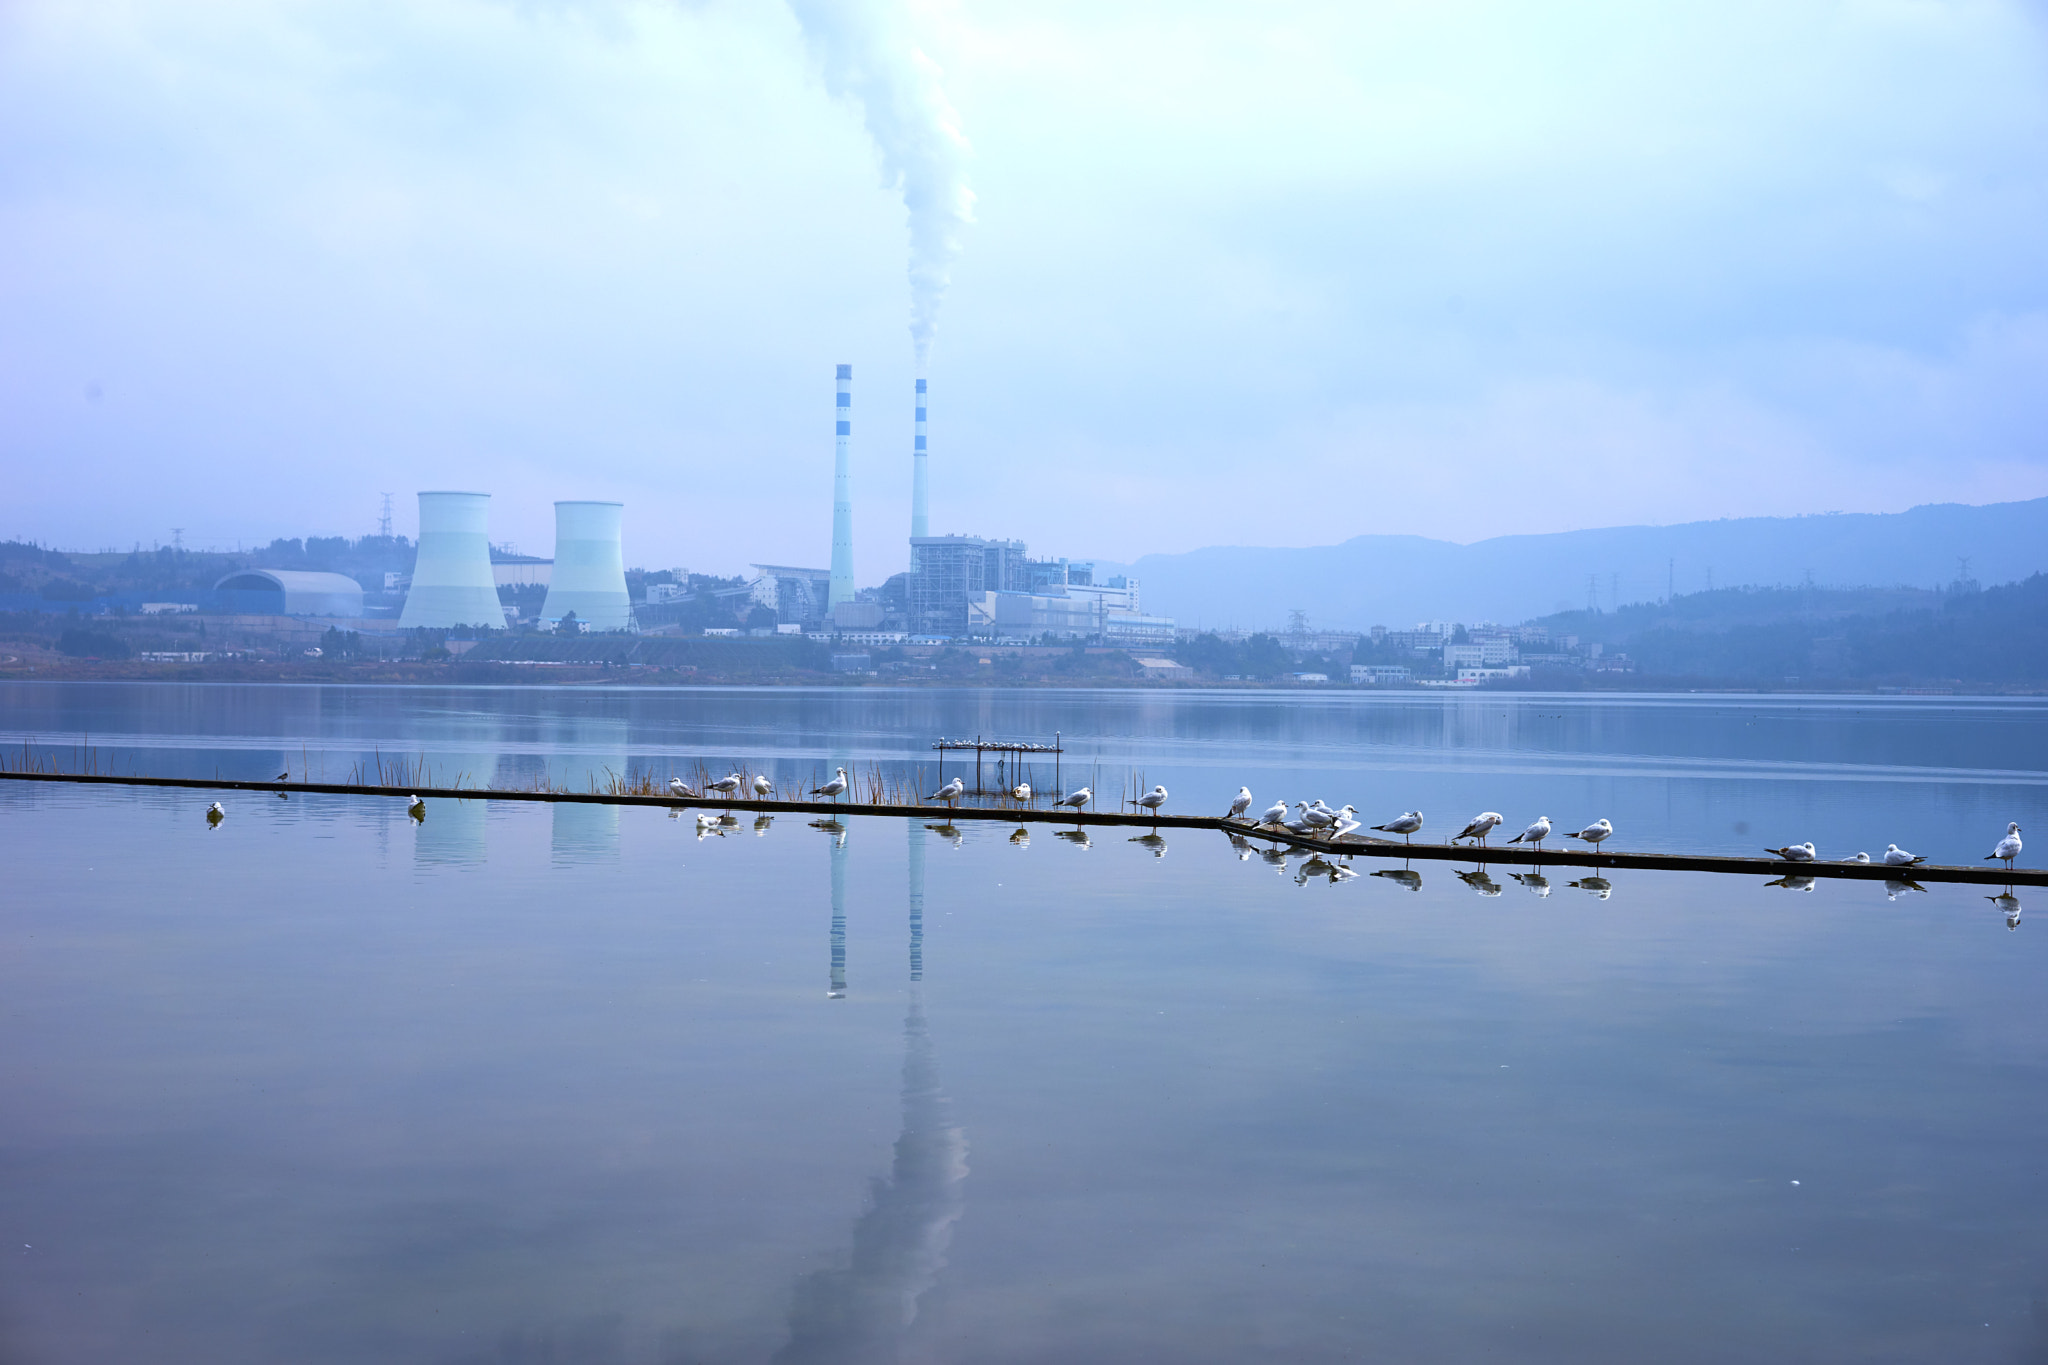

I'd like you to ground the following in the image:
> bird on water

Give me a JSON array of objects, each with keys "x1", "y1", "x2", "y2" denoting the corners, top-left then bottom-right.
[
  {"x1": 1454, "y1": 812, "x2": 1504, "y2": 846},
  {"x1": 1373, "y1": 811, "x2": 1423, "y2": 843},
  {"x1": 1988, "y1": 822, "x2": 2023, "y2": 869},
  {"x1": 1765, "y1": 842, "x2": 1818, "y2": 862},
  {"x1": 811, "y1": 768, "x2": 849, "y2": 802}
]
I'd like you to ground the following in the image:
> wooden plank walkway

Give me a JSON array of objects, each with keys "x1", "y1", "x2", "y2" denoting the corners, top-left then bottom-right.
[{"x1": 3, "y1": 770, "x2": 2040, "y2": 887}]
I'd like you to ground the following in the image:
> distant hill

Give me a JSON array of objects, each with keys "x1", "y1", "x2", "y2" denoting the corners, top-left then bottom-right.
[{"x1": 1129, "y1": 498, "x2": 2048, "y2": 630}]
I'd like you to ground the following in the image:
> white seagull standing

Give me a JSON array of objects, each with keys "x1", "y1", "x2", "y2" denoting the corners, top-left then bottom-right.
[
  {"x1": 1057, "y1": 786, "x2": 1093, "y2": 815},
  {"x1": 668, "y1": 777, "x2": 690, "y2": 798},
  {"x1": 1988, "y1": 821, "x2": 2023, "y2": 869},
  {"x1": 752, "y1": 773, "x2": 773, "y2": 798},
  {"x1": 1454, "y1": 812, "x2": 1505, "y2": 846},
  {"x1": 1254, "y1": 799, "x2": 1289, "y2": 827},
  {"x1": 1883, "y1": 843, "x2": 1927, "y2": 868},
  {"x1": 1227, "y1": 787, "x2": 1253, "y2": 820},
  {"x1": 708, "y1": 772, "x2": 742, "y2": 798},
  {"x1": 1563, "y1": 818, "x2": 1611, "y2": 849},
  {"x1": 1765, "y1": 842, "x2": 1818, "y2": 862},
  {"x1": 1507, "y1": 816, "x2": 1553, "y2": 850},
  {"x1": 1138, "y1": 785, "x2": 1168, "y2": 821},
  {"x1": 928, "y1": 777, "x2": 966, "y2": 807},
  {"x1": 811, "y1": 767, "x2": 849, "y2": 802},
  {"x1": 1372, "y1": 812, "x2": 1423, "y2": 844}
]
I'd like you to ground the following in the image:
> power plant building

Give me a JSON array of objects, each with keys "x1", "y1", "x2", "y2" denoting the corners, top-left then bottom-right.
[
  {"x1": 212, "y1": 569, "x2": 364, "y2": 618},
  {"x1": 400, "y1": 491, "x2": 509, "y2": 629},
  {"x1": 541, "y1": 501, "x2": 634, "y2": 632}
]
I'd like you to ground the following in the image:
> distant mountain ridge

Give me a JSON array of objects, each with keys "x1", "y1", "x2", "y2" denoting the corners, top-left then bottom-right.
[{"x1": 1129, "y1": 498, "x2": 2048, "y2": 631}]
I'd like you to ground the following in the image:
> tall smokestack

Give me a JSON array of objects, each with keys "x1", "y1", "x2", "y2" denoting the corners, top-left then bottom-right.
[
  {"x1": 910, "y1": 372, "x2": 929, "y2": 545},
  {"x1": 830, "y1": 363, "x2": 854, "y2": 609}
]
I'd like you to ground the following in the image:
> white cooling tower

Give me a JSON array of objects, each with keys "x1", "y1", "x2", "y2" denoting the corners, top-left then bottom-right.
[
  {"x1": 400, "y1": 491, "x2": 507, "y2": 629},
  {"x1": 540, "y1": 501, "x2": 634, "y2": 631}
]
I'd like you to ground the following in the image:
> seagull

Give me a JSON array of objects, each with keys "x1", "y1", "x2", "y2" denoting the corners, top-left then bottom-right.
[
  {"x1": 708, "y1": 772, "x2": 742, "y2": 798},
  {"x1": 668, "y1": 777, "x2": 690, "y2": 798},
  {"x1": 1301, "y1": 803, "x2": 1337, "y2": 831},
  {"x1": 1988, "y1": 821, "x2": 2023, "y2": 868},
  {"x1": 1882, "y1": 843, "x2": 1927, "y2": 868},
  {"x1": 1841, "y1": 851, "x2": 1870, "y2": 864},
  {"x1": 1506, "y1": 816, "x2": 1553, "y2": 850},
  {"x1": 1563, "y1": 818, "x2": 1611, "y2": 849},
  {"x1": 1227, "y1": 787, "x2": 1253, "y2": 820},
  {"x1": 1138, "y1": 785, "x2": 1168, "y2": 821},
  {"x1": 928, "y1": 777, "x2": 966, "y2": 807},
  {"x1": 694, "y1": 812, "x2": 725, "y2": 838},
  {"x1": 206, "y1": 801, "x2": 225, "y2": 827},
  {"x1": 1332, "y1": 813, "x2": 1363, "y2": 841},
  {"x1": 752, "y1": 774, "x2": 773, "y2": 798},
  {"x1": 1057, "y1": 786, "x2": 1092, "y2": 814},
  {"x1": 1454, "y1": 812, "x2": 1505, "y2": 846},
  {"x1": 811, "y1": 768, "x2": 849, "y2": 802},
  {"x1": 1254, "y1": 799, "x2": 1289, "y2": 827},
  {"x1": 407, "y1": 794, "x2": 425, "y2": 819},
  {"x1": 1764, "y1": 842, "x2": 1818, "y2": 862},
  {"x1": 1011, "y1": 782, "x2": 1031, "y2": 802},
  {"x1": 1372, "y1": 812, "x2": 1423, "y2": 843}
]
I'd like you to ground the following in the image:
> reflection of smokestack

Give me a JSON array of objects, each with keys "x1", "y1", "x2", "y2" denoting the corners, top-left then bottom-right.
[
  {"x1": 828, "y1": 827, "x2": 848, "y2": 1000},
  {"x1": 399, "y1": 491, "x2": 505, "y2": 628},
  {"x1": 907, "y1": 821, "x2": 924, "y2": 982},
  {"x1": 541, "y1": 501, "x2": 633, "y2": 631},
  {"x1": 830, "y1": 364, "x2": 854, "y2": 609},
  {"x1": 910, "y1": 373, "x2": 928, "y2": 546}
]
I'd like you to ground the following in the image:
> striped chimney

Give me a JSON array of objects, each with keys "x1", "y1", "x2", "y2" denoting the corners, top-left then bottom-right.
[
  {"x1": 911, "y1": 372, "x2": 929, "y2": 544},
  {"x1": 830, "y1": 363, "x2": 854, "y2": 609}
]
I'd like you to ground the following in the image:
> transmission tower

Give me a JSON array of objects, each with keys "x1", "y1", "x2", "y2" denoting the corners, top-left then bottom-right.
[{"x1": 378, "y1": 493, "x2": 394, "y2": 540}]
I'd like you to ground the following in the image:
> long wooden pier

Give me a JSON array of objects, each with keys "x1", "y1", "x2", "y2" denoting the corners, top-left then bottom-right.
[{"x1": 2, "y1": 770, "x2": 2039, "y2": 887}]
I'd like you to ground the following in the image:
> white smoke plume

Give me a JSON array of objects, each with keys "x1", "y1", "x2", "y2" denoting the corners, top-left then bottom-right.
[{"x1": 788, "y1": 0, "x2": 975, "y2": 363}]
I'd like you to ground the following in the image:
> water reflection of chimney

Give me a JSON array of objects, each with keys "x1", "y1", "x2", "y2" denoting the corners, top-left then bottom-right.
[
  {"x1": 829, "y1": 821, "x2": 848, "y2": 1000},
  {"x1": 908, "y1": 819, "x2": 925, "y2": 983}
]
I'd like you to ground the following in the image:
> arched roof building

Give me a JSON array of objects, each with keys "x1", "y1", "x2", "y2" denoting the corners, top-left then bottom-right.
[{"x1": 213, "y1": 569, "x2": 365, "y2": 618}]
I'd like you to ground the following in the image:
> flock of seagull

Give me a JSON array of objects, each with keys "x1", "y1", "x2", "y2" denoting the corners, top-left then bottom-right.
[
  {"x1": 1762, "y1": 821, "x2": 2023, "y2": 869},
  {"x1": 1217, "y1": 791, "x2": 1614, "y2": 855}
]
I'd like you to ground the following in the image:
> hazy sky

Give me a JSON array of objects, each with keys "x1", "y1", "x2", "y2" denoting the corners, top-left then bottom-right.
[{"x1": 4, "y1": 0, "x2": 2046, "y2": 582}]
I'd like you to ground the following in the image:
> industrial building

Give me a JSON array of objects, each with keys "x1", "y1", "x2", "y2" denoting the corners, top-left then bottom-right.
[
  {"x1": 212, "y1": 569, "x2": 364, "y2": 617},
  {"x1": 541, "y1": 501, "x2": 635, "y2": 632},
  {"x1": 400, "y1": 492, "x2": 508, "y2": 629}
]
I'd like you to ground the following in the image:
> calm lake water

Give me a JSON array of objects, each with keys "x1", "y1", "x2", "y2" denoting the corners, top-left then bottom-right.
[{"x1": 2, "y1": 683, "x2": 2046, "y2": 1362}]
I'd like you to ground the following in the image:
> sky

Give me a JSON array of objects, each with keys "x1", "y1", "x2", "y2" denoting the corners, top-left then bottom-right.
[{"x1": 3, "y1": 0, "x2": 2046, "y2": 584}]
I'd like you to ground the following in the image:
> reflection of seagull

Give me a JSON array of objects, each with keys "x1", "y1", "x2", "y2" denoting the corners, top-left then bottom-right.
[
  {"x1": 1454, "y1": 812, "x2": 1504, "y2": 846},
  {"x1": 1883, "y1": 844, "x2": 1926, "y2": 867},
  {"x1": 1511, "y1": 871, "x2": 1551, "y2": 897},
  {"x1": 1570, "y1": 875, "x2": 1612, "y2": 899},
  {"x1": 1841, "y1": 851, "x2": 1870, "y2": 864},
  {"x1": 928, "y1": 778, "x2": 965, "y2": 807},
  {"x1": 754, "y1": 814, "x2": 775, "y2": 836},
  {"x1": 1563, "y1": 818, "x2": 1611, "y2": 849},
  {"x1": 1989, "y1": 891, "x2": 2021, "y2": 929},
  {"x1": 1373, "y1": 867, "x2": 1422, "y2": 891},
  {"x1": 1138, "y1": 785, "x2": 1168, "y2": 820},
  {"x1": 1226, "y1": 832, "x2": 1253, "y2": 860},
  {"x1": 1054, "y1": 829, "x2": 1091, "y2": 849},
  {"x1": 1766, "y1": 874, "x2": 1816, "y2": 891},
  {"x1": 1009, "y1": 826, "x2": 1030, "y2": 847},
  {"x1": 1131, "y1": 833, "x2": 1168, "y2": 858},
  {"x1": 1765, "y1": 842, "x2": 1817, "y2": 862},
  {"x1": 1456, "y1": 867, "x2": 1503, "y2": 896},
  {"x1": 813, "y1": 768, "x2": 849, "y2": 802},
  {"x1": 754, "y1": 773, "x2": 774, "y2": 798},
  {"x1": 1372, "y1": 812, "x2": 1423, "y2": 843},
  {"x1": 1507, "y1": 816, "x2": 1552, "y2": 850},
  {"x1": 1258, "y1": 846, "x2": 1290, "y2": 868},
  {"x1": 1227, "y1": 787, "x2": 1253, "y2": 820},
  {"x1": 708, "y1": 772, "x2": 742, "y2": 798},
  {"x1": 1056, "y1": 787, "x2": 1092, "y2": 815},
  {"x1": 1884, "y1": 877, "x2": 1926, "y2": 900},
  {"x1": 774, "y1": 1001, "x2": 968, "y2": 1365},
  {"x1": 924, "y1": 822, "x2": 964, "y2": 849},
  {"x1": 1988, "y1": 822, "x2": 2023, "y2": 869}
]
